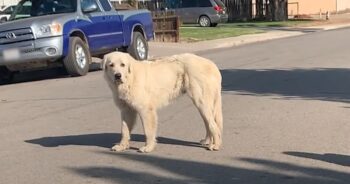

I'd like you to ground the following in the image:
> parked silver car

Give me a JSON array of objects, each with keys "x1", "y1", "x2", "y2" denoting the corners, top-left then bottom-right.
[{"x1": 167, "y1": 0, "x2": 228, "y2": 27}]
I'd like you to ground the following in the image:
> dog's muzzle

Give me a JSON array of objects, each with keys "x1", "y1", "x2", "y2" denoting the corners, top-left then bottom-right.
[{"x1": 114, "y1": 73, "x2": 122, "y2": 81}]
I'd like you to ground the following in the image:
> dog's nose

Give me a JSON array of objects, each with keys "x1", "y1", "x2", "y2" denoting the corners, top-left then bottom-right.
[{"x1": 114, "y1": 73, "x2": 122, "y2": 80}]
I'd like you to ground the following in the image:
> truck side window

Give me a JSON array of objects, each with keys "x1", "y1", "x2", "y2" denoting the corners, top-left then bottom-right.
[
  {"x1": 81, "y1": 0, "x2": 101, "y2": 13},
  {"x1": 99, "y1": 0, "x2": 112, "y2": 11}
]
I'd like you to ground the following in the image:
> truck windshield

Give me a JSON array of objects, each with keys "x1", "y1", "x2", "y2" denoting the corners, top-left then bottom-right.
[{"x1": 9, "y1": 0, "x2": 77, "y2": 21}]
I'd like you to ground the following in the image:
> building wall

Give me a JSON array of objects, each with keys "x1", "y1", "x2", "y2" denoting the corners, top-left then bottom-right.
[
  {"x1": 1, "y1": 0, "x2": 20, "y2": 6},
  {"x1": 337, "y1": 0, "x2": 350, "y2": 12},
  {"x1": 289, "y1": 0, "x2": 336, "y2": 15}
]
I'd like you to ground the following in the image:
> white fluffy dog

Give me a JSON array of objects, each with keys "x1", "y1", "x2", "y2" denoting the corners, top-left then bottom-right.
[{"x1": 103, "y1": 52, "x2": 223, "y2": 153}]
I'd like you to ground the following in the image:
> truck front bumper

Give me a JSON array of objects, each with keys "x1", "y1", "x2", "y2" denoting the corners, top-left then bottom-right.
[{"x1": 0, "y1": 36, "x2": 64, "y2": 66}]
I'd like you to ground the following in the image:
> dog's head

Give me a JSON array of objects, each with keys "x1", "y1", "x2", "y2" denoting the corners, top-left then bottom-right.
[{"x1": 103, "y1": 52, "x2": 134, "y2": 84}]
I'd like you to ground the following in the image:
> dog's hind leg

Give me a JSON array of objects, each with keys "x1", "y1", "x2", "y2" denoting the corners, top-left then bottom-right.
[
  {"x1": 111, "y1": 106, "x2": 137, "y2": 152},
  {"x1": 139, "y1": 108, "x2": 158, "y2": 153},
  {"x1": 199, "y1": 119, "x2": 211, "y2": 146},
  {"x1": 198, "y1": 104, "x2": 221, "y2": 151}
]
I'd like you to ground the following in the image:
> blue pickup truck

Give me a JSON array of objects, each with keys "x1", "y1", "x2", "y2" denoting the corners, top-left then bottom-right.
[{"x1": 0, "y1": 0, "x2": 154, "y2": 82}]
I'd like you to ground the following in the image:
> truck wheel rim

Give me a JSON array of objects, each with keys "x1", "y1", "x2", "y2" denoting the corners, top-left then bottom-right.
[
  {"x1": 136, "y1": 38, "x2": 146, "y2": 59},
  {"x1": 75, "y1": 44, "x2": 87, "y2": 69}
]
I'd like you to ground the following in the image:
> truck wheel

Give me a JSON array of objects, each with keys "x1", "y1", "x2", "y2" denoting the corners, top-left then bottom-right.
[
  {"x1": 63, "y1": 37, "x2": 91, "y2": 76},
  {"x1": 0, "y1": 66, "x2": 14, "y2": 84},
  {"x1": 199, "y1": 16, "x2": 211, "y2": 27},
  {"x1": 127, "y1": 32, "x2": 148, "y2": 61}
]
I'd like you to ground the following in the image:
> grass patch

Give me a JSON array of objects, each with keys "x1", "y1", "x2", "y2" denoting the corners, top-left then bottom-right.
[
  {"x1": 180, "y1": 20, "x2": 313, "y2": 42},
  {"x1": 180, "y1": 27, "x2": 263, "y2": 42}
]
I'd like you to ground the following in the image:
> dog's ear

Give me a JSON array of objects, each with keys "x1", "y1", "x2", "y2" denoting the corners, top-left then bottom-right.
[{"x1": 101, "y1": 55, "x2": 108, "y2": 71}]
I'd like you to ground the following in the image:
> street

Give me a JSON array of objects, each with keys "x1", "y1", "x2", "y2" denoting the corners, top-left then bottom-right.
[{"x1": 0, "y1": 27, "x2": 349, "y2": 184}]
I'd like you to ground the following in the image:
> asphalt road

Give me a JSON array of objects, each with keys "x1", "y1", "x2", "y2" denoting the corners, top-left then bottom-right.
[{"x1": 1, "y1": 28, "x2": 350, "y2": 184}]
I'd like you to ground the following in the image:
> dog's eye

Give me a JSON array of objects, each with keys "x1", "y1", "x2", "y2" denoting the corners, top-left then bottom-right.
[
  {"x1": 120, "y1": 63, "x2": 125, "y2": 67},
  {"x1": 109, "y1": 63, "x2": 114, "y2": 67}
]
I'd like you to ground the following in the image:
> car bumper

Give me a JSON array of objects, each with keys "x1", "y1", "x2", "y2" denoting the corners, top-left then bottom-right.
[
  {"x1": 210, "y1": 14, "x2": 229, "y2": 24},
  {"x1": 0, "y1": 36, "x2": 63, "y2": 66}
]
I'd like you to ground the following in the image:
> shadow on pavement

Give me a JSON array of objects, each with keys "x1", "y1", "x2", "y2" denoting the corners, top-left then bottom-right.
[
  {"x1": 25, "y1": 133, "x2": 202, "y2": 149},
  {"x1": 234, "y1": 24, "x2": 323, "y2": 33},
  {"x1": 68, "y1": 153, "x2": 350, "y2": 184},
  {"x1": 284, "y1": 151, "x2": 350, "y2": 167},
  {"x1": 221, "y1": 68, "x2": 350, "y2": 103},
  {"x1": 0, "y1": 63, "x2": 101, "y2": 85}
]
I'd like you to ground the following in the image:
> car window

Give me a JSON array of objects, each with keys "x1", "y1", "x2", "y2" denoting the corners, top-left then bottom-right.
[
  {"x1": 81, "y1": 0, "x2": 101, "y2": 13},
  {"x1": 3, "y1": 6, "x2": 15, "y2": 14},
  {"x1": 166, "y1": 0, "x2": 181, "y2": 9},
  {"x1": 198, "y1": 0, "x2": 212, "y2": 7},
  {"x1": 99, "y1": 0, "x2": 112, "y2": 11},
  {"x1": 182, "y1": 0, "x2": 196, "y2": 8},
  {"x1": 213, "y1": 0, "x2": 225, "y2": 8}
]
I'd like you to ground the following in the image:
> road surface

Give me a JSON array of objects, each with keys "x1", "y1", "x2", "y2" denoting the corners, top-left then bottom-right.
[{"x1": 0, "y1": 28, "x2": 349, "y2": 184}]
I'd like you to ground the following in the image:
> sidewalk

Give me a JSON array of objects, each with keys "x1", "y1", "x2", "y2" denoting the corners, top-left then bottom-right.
[{"x1": 149, "y1": 22, "x2": 350, "y2": 57}]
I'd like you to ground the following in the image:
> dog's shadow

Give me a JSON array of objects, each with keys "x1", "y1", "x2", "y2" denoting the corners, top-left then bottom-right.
[{"x1": 25, "y1": 133, "x2": 202, "y2": 149}]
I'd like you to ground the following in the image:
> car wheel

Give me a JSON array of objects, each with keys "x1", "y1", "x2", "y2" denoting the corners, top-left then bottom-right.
[
  {"x1": 0, "y1": 66, "x2": 14, "y2": 84},
  {"x1": 127, "y1": 32, "x2": 148, "y2": 60},
  {"x1": 199, "y1": 16, "x2": 211, "y2": 27},
  {"x1": 63, "y1": 37, "x2": 91, "y2": 76},
  {"x1": 0, "y1": 17, "x2": 7, "y2": 22},
  {"x1": 210, "y1": 23, "x2": 218, "y2": 27}
]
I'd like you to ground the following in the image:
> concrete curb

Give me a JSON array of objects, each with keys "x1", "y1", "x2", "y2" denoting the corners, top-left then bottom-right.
[{"x1": 149, "y1": 23, "x2": 350, "y2": 57}]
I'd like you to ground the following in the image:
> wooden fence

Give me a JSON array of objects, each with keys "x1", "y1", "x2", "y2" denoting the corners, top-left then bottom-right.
[
  {"x1": 152, "y1": 11, "x2": 180, "y2": 42},
  {"x1": 110, "y1": 3, "x2": 180, "y2": 42}
]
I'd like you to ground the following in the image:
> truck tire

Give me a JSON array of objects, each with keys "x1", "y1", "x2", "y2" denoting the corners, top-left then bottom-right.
[
  {"x1": 63, "y1": 37, "x2": 91, "y2": 76},
  {"x1": 0, "y1": 66, "x2": 14, "y2": 84},
  {"x1": 127, "y1": 32, "x2": 148, "y2": 61}
]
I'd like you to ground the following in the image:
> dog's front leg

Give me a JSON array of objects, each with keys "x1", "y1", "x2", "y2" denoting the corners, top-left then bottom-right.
[
  {"x1": 111, "y1": 107, "x2": 137, "y2": 152},
  {"x1": 139, "y1": 108, "x2": 158, "y2": 153}
]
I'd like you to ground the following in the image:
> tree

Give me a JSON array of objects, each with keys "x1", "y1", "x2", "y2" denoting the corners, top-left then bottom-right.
[
  {"x1": 255, "y1": 0, "x2": 265, "y2": 20},
  {"x1": 222, "y1": 0, "x2": 253, "y2": 21},
  {"x1": 269, "y1": 0, "x2": 288, "y2": 21}
]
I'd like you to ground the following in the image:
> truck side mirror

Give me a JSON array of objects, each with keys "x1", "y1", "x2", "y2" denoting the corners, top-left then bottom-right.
[{"x1": 82, "y1": 3, "x2": 98, "y2": 13}]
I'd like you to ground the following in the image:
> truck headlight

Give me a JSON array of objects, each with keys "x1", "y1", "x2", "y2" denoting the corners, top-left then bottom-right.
[{"x1": 37, "y1": 23, "x2": 62, "y2": 37}]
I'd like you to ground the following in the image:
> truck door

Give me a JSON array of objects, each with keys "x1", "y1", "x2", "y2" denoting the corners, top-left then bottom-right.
[
  {"x1": 80, "y1": 0, "x2": 110, "y2": 52},
  {"x1": 98, "y1": 0, "x2": 124, "y2": 47}
]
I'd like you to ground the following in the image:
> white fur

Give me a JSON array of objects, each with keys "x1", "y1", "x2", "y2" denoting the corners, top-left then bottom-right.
[{"x1": 103, "y1": 52, "x2": 223, "y2": 153}]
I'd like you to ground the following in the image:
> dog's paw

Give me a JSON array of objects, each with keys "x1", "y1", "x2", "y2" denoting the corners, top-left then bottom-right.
[
  {"x1": 208, "y1": 144, "x2": 220, "y2": 151},
  {"x1": 111, "y1": 144, "x2": 129, "y2": 152},
  {"x1": 200, "y1": 138, "x2": 210, "y2": 145},
  {"x1": 138, "y1": 145, "x2": 155, "y2": 153}
]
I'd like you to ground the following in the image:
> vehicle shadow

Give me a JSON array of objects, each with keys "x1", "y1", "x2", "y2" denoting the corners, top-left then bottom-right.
[
  {"x1": 25, "y1": 133, "x2": 202, "y2": 149},
  {"x1": 284, "y1": 151, "x2": 350, "y2": 167},
  {"x1": 233, "y1": 23, "x2": 323, "y2": 33},
  {"x1": 67, "y1": 153, "x2": 350, "y2": 184},
  {"x1": 221, "y1": 68, "x2": 350, "y2": 104},
  {"x1": 0, "y1": 62, "x2": 101, "y2": 85}
]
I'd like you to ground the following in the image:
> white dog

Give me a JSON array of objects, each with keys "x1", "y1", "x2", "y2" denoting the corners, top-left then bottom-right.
[{"x1": 103, "y1": 52, "x2": 223, "y2": 153}]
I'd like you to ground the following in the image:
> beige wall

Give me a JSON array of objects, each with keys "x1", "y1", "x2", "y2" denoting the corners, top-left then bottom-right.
[
  {"x1": 289, "y1": 0, "x2": 336, "y2": 15},
  {"x1": 337, "y1": 0, "x2": 350, "y2": 12}
]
